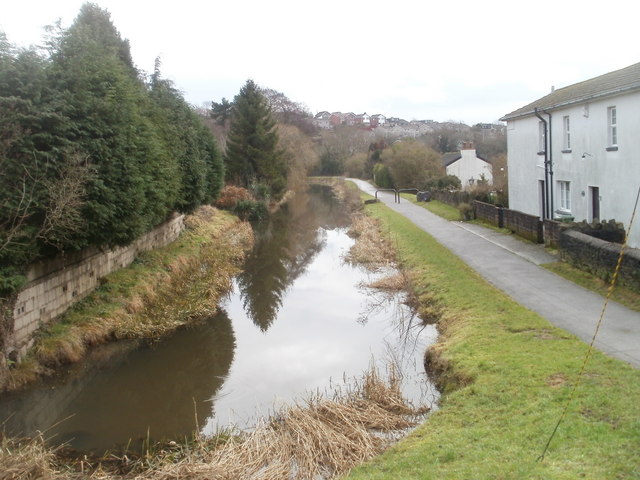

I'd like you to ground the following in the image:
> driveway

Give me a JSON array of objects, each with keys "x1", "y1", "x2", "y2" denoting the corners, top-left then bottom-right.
[{"x1": 351, "y1": 179, "x2": 640, "y2": 369}]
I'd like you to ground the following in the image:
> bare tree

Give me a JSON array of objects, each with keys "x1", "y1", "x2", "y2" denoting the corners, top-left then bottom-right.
[{"x1": 0, "y1": 137, "x2": 89, "y2": 259}]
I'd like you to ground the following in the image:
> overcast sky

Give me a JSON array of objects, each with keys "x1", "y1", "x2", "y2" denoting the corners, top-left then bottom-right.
[{"x1": 2, "y1": 0, "x2": 638, "y2": 125}]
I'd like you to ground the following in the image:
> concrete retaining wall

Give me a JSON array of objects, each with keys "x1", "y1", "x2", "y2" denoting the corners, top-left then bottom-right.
[{"x1": 6, "y1": 214, "x2": 185, "y2": 358}]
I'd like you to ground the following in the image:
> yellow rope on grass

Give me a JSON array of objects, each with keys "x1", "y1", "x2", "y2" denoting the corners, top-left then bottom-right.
[{"x1": 538, "y1": 185, "x2": 640, "y2": 461}]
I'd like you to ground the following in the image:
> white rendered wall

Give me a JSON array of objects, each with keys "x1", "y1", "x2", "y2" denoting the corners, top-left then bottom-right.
[{"x1": 506, "y1": 91, "x2": 640, "y2": 247}]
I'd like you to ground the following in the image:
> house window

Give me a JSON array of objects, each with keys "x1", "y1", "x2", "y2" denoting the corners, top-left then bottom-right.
[
  {"x1": 608, "y1": 106, "x2": 617, "y2": 146},
  {"x1": 562, "y1": 116, "x2": 571, "y2": 151},
  {"x1": 538, "y1": 121, "x2": 546, "y2": 154},
  {"x1": 558, "y1": 181, "x2": 571, "y2": 212}
]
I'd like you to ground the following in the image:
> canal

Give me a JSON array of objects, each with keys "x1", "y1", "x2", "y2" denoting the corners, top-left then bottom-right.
[{"x1": 0, "y1": 185, "x2": 437, "y2": 453}]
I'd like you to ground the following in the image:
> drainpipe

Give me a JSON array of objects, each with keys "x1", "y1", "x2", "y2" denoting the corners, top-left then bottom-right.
[
  {"x1": 534, "y1": 108, "x2": 550, "y2": 219},
  {"x1": 543, "y1": 109, "x2": 554, "y2": 217}
]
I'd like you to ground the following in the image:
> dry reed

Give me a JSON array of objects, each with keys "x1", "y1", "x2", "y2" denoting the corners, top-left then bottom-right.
[
  {"x1": 344, "y1": 215, "x2": 395, "y2": 271},
  {"x1": 140, "y1": 364, "x2": 428, "y2": 480},
  {"x1": 0, "y1": 365, "x2": 427, "y2": 480},
  {"x1": 0, "y1": 435, "x2": 59, "y2": 480}
]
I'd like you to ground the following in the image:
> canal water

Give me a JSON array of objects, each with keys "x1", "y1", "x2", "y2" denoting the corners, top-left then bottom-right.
[{"x1": 0, "y1": 185, "x2": 438, "y2": 453}]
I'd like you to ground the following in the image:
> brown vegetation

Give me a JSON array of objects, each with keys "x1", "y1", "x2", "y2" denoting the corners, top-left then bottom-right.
[
  {"x1": 3, "y1": 207, "x2": 253, "y2": 392},
  {"x1": 0, "y1": 366, "x2": 427, "y2": 480},
  {"x1": 214, "y1": 185, "x2": 253, "y2": 209}
]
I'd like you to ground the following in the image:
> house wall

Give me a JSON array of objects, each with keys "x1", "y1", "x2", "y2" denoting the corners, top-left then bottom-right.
[
  {"x1": 506, "y1": 91, "x2": 640, "y2": 248},
  {"x1": 446, "y1": 149, "x2": 493, "y2": 189}
]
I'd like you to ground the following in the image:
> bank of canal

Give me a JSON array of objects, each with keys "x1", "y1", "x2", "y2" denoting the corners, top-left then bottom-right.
[{"x1": 0, "y1": 184, "x2": 437, "y2": 454}]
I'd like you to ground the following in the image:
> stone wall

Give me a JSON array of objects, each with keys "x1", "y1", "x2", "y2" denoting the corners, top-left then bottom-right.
[
  {"x1": 502, "y1": 209, "x2": 543, "y2": 243},
  {"x1": 431, "y1": 190, "x2": 472, "y2": 208},
  {"x1": 543, "y1": 219, "x2": 563, "y2": 248},
  {"x1": 559, "y1": 229, "x2": 640, "y2": 291},
  {"x1": 5, "y1": 213, "x2": 185, "y2": 358},
  {"x1": 473, "y1": 201, "x2": 503, "y2": 228}
]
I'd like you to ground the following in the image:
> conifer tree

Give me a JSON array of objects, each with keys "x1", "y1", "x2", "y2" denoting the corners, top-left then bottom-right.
[{"x1": 225, "y1": 80, "x2": 287, "y2": 199}]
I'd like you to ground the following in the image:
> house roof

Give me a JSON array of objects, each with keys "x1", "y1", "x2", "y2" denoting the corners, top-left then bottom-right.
[
  {"x1": 441, "y1": 153, "x2": 461, "y2": 167},
  {"x1": 441, "y1": 151, "x2": 491, "y2": 167},
  {"x1": 501, "y1": 62, "x2": 640, "y2": 121}
]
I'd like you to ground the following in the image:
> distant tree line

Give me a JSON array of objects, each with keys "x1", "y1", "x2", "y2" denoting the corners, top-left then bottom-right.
[{"x1": 0, "y1": 3, "x2": 224, "y2": 294}]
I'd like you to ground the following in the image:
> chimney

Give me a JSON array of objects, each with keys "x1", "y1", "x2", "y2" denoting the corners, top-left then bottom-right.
[
  {"x1": 551, "y1": 85, "x2": 555, "y2": 93},
  {"x1": 461, "y1": 141, "x2": 474, "y2": 150}
]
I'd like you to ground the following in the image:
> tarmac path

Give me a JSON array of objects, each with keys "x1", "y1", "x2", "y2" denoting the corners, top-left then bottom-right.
[{"x1": 350, "y1": 179, "x2": 640, "y2": 369}]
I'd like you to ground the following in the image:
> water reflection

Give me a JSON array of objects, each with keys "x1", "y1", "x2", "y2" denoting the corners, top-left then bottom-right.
[
  {"x1": 0, "y1": 184, "x2": 438, "y2": 453},
  {"x1": 0, "y1": 311, "x2": 235, "y2": 452},
  {"x1": 237, "y1": 185, "x2": 351, "y2": 331}
]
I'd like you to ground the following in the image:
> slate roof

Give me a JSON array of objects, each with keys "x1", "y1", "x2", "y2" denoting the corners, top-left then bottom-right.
[
  {"x1": 441, "y1": 152, "x2": 461, "y2": 167},
  {"x1": 501, "y1": 62, "x2": 640, "y2": 121},
  {"x1": 441, "y1": 151, "x2": 491, "y2": 167}
]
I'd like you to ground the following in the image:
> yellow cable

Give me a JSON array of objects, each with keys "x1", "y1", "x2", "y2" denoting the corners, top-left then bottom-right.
[{"x1": 538, "y1": 185, "x2": 640, "y2": 461}]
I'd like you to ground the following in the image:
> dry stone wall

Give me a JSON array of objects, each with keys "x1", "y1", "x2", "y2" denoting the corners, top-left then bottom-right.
[{"x1": 6, "y1": 214, "x2": 185, "y2": 358}]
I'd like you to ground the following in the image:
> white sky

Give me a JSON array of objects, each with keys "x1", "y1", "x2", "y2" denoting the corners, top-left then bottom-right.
[{"x1": 1, "y1": 0, "x2": 638, "y2": 124}]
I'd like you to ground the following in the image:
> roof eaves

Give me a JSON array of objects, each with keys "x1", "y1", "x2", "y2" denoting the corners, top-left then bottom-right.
[{"x1": 501, "y1": 82, "x2": 640, "y2": 121}]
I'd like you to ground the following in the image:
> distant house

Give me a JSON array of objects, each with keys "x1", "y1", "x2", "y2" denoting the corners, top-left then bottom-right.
[
  {"x1": 370, "y1": 114, "x2": 386, "y2": 127},
  {"x1": 344, "y1": 112, "x2": 357, "y2": 126},
  {"x1": 500, "y1": 62, "x2": 640, "y2": 248},
  {"x1": 330, "y1": 112, "x2": 343, "y2": 126},
  {"x1": 386, "y1": 117, "x2": 409, "y2": 127},
  {"x1": 314, "y1": 111, "x2": 331, "y2": 129},
  {"x1": 356, "y1": 113, "x2": 371, "y2": 126},
  {"x1": 442, "y1": 142, "x2": 492, "y2": 189}
]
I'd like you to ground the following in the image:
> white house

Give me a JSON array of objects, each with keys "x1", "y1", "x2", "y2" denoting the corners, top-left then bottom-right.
[
  {"x1": 500, "y1": 62, "x2": 640, "y2": 248},
  {"x1": 443, "y1": 142, "x2": 493, "y2": 189}
]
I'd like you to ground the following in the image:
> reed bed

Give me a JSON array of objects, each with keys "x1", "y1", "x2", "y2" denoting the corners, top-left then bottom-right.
[
  {"x1": 344, "y1": 215, "x2": 395, "y2": 271},
  {"x1": 0, "y1": 365, "x2": 428, "y2": 480}
]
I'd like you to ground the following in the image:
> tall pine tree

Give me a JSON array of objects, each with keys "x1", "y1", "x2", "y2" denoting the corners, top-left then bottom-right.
[{"x1": 225, "y1": 80, "x2": 286, "y2": 200}]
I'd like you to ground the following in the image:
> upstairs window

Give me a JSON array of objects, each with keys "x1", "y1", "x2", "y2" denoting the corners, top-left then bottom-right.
[
  {"x1": 562, "y1": 115, "x2": 571, "y2": 151},
  {"x1": 608, "y1": 106, "x2": 617, "y2": 147},
  {"x1": 538, "y1": 121, "x2": 546, "y2": 154}
]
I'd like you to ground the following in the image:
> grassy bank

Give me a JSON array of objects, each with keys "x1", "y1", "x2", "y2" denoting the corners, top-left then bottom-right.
[
  {"x1": 346, "y1": 200, "x2": 640, "y2": 479},
  {"x1": 3, "y1": 207, "x2": 253, "y2": 392}
]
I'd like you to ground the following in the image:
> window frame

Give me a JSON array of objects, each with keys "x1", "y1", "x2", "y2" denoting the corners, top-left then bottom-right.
[
  {"x1": 558, "y1": 180, "x2": 571, "y2": 212},
  {"x1": 608, "y1": 106, "x2": 617, "y2": 147},
  {"x1": 562, "y1": 115, "x2": 571, "y2": 152},
  {"x1": 538, "y1": 120, "x2": 546, "y2": 154}
]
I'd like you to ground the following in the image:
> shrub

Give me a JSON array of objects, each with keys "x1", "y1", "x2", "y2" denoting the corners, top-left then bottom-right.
[
  {"x1": 233, "y1": 200, "x2": 268, "y2": 221},
  {"x1": 373, "y1": 163, "x2": 393, "y2": 189},
  {"x1": 215, "y1": 185, "x2": 253, "y2": 210},
  {"x1": 458, "y1": 203, "x2": 474, "y2": 221},
  {"x1": 250, "y1": 183, "x2": 271, "y2": 201}
]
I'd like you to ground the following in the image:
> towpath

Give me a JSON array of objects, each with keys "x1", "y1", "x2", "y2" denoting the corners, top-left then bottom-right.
[{"x1": 350, "y1": 179, "x2": 640, "y2": 369}]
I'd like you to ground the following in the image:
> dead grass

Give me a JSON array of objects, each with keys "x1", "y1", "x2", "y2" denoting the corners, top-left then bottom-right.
[
  {"x1": 139, "y1": 365, "x2": 426, "y2": 480},
  {"x1": 0, "y1": 365, "x2": 428, "y2": 480},
  {"x1": 344, "y1": 215, "x2": 395, "y2": 271},
  {"x1": 3, "y1": 208, "x2": 254, "y2": 392},
  {"x1": 365, "y1": 272, "x2": 407, "y2": 292},
  {"x1": 0, "y1": 435, "x2": 60, "y2": 480}
]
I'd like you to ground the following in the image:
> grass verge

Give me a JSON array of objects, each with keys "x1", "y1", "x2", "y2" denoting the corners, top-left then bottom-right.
[
  {"x1": 2, "y1": 207, "x2": 253, "y2": 392},
  {"x1": 544, "y1": 261, "x2": 640, "y2": 313},
  {"x1": 346, "y1": 200, "x2": 640, "y2": 480}
]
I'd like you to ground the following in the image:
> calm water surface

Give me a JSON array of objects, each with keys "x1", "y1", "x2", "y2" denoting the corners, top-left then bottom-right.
[{"x1": 0, "y1": 185, "x2": 437, "y2": 452}]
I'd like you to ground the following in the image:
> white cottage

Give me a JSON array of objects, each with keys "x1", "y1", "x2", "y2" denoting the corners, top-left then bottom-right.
[
  {"x1": 501, "y1": 62, "x2": 640, "y2": 248},
  {"x1": 443, "y1": 142, "x2": 493, "y2": 189}
]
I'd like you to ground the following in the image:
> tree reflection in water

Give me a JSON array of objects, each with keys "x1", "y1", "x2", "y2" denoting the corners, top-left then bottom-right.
[{"x1": 237, "y1": 185, "x2": 351, "y2": 331}]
